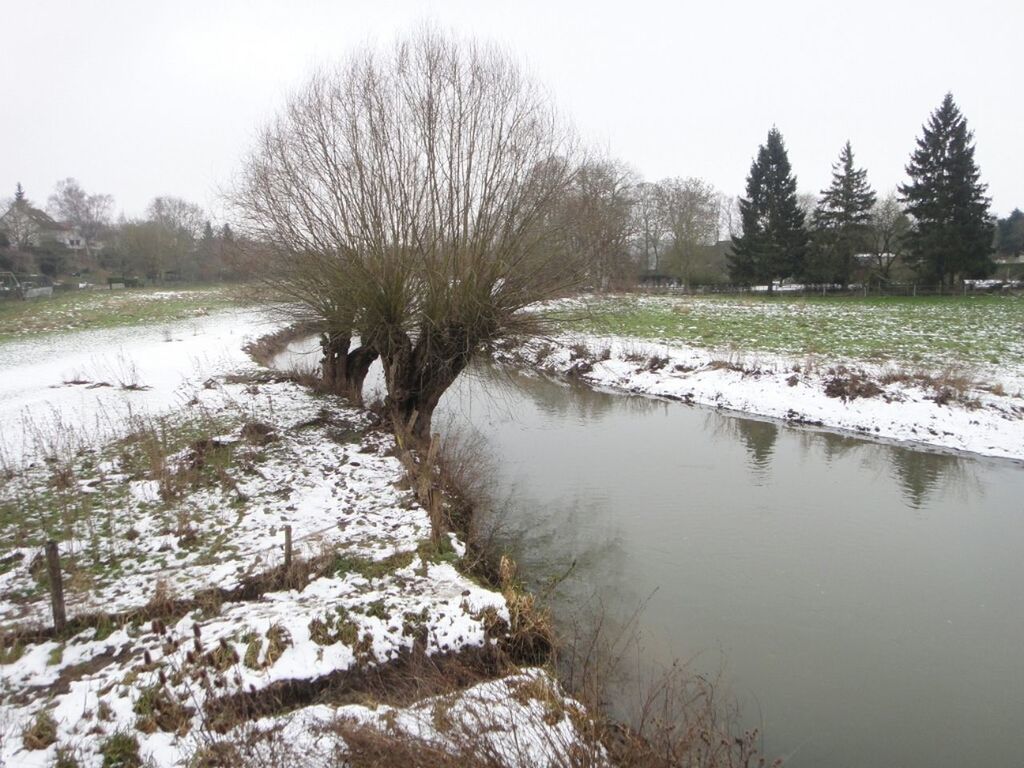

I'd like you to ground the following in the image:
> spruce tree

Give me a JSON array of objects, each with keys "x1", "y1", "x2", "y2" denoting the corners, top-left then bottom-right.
[
  {"x1": 811, "y1": 141, "x2": 876, "y2": 287},
  {"x1": 995, "y1": 209, "x2": 1024, "y2": 258},
  {"x1": 899, "y1": 93, "x2": 993, "y2": 289},
  {"x1": 729, "y1": 128, "x2": 808, "y2": 293}
]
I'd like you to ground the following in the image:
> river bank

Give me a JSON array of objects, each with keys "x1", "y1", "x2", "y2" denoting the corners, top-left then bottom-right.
[
  {"x1": 493, "y1": 329, "x2": 1024, "y2": 461},
  {"x1": 0, "y1": 317, "x2": 609, "y2": 767}
]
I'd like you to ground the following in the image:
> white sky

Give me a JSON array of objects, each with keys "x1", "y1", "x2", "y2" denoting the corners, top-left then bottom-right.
[{"x1": 2, "y1": 0, "x2": 1020, "y2": 221}]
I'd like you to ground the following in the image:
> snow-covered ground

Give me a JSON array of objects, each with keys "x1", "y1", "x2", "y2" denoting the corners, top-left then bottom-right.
[
  {"x1": 496, "y1": 331, "x2": 1024, "y2": 461},
  {"x1": 0, "y1": 308, "x2": 284, "y2": 466},
  {"x1": 0, "y1": 312, "x2": 596, "y2": 768}
]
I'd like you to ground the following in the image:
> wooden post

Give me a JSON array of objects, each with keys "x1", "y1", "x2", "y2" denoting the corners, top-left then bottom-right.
[
  {"x1": 283, "y1": 525, "x2": 292, "y2": 571},
  {"x1": 429, "y1": 489, "x2": 443, "y2": 545},
  {"x1": 419, "y1": 434, "x2": 441, "y2": 503},
  {"x1": 45, "y1": 541, "x2": 66, "y2": 634}
]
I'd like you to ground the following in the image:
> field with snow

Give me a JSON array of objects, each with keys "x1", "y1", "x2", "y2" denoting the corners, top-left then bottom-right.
[
  {"x1": 570, "y1": 294, "x2": 1024, "y2": 376},
  {"x1": 0, "y1": 309, "x2": 599, "y2": 768},
  {"x1": 0, "y1": 285, "x2": 246, "y2": 342},
  {"x1": 516, "y1": 294, "x2": 1024, "y2": 461}
]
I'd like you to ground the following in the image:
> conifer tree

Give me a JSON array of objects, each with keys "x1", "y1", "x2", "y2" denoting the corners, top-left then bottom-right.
[
  {"x1": 810, "y1": 141, "x2": 876, "y2": 287},
  {"x1": 729, "y1": 128, "x2": 808, "y2": 293},
  {"x1": 899, "y1": 93, "x2": 993, "y2": 289},
  {"x1": 995, "y1": 209, "x2": 1024, "y2": 258}
]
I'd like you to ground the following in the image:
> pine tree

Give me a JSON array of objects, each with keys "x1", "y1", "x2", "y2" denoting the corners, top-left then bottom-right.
[
  {"x1": 729, "y1": 128, "x2": 808, "y2": 293},
  {"x1": 14, "y1": 183, "x2": 25, "y2": 203},
  {"x1": 995, "y1": 209, "x2": 1024, "y2": 258},
  {"x1": 899, "y1": 93, "x2": 993, "y2": 289},
  {"x1": 810, "y1": 141, "x2": 876, "y2": 287}
]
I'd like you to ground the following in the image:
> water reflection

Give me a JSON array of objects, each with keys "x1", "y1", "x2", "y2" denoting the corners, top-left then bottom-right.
[
  {"x1": 887, "y1": 444, "x2": 972, "y2": 509},
  {"x1": 735, "y1": 417, "x2": 779, "y2": 474},
  {"x1": 436, "y1": 362, "x2": 1024, "y2": 768},
  {"x1": 814, "y1": 430, "x2": 863, "y2": 464}
]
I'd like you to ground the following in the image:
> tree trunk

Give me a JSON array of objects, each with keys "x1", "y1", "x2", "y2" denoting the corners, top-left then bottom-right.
[
  {"x1": 320, "y1": 333, "x2": 352, "y2": 393},
  {"x1": 384, "y1": 349, "x2": 470, "y2": 444},
  {"x1": 344, "y1": 345, "x2": 378, "y2": 406}
]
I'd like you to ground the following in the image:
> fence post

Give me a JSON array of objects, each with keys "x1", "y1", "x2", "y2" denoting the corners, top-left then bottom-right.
[
  {"x1": 283, "y1": 525, "x2": 292, "y2": 571},
  {"x1": 45, "y1": 541, "x2": 66, "y2": 634}
]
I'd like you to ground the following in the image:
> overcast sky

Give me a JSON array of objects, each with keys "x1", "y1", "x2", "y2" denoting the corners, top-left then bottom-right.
[{"x1": 3, "y1": 0, "x2": 1020, "y2": 222}]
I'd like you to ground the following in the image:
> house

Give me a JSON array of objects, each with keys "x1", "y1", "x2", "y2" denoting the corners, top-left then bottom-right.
[{"x1": 0, "y1": 198, "x2": 84, "y2": 251}]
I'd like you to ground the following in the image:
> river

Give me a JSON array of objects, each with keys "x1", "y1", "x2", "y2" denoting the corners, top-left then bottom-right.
[{"x1": 430, "y1": 364, "x2": 1024, "y2": 768}]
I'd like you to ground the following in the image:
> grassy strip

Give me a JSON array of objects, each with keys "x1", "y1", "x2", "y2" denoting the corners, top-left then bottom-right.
[{"x1": 564, "y1": 294, "x2": 1024, "y2": 370}]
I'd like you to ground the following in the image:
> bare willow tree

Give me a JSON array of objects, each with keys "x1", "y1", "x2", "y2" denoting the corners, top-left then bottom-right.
[{"x1": 234, "y1": 29, "x2": 581, "y2": 437}]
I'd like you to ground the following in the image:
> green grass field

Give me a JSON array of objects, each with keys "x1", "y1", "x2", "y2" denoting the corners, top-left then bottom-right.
[
  {"x1": 0, "y1": 285, "x2": 247, "y2": 342},
  {"x1": 566, "y1": 294, "x2": 1024, "y2": 371}
]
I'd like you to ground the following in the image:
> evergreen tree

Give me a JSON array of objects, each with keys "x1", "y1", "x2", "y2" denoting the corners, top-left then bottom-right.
[
  {"x1": 810, "y1": 141, "x2": 876, "y2": 287},
  {"x1": 995, "y1": 209, "x2": 1024, "y2": 257},
  {"x1": 14, "y1": 183, "x2": 25, "y2": 203},
  {"x1": 899, "y1": 93, "x2": 994, "y2": 288},
  {"x1": 202, "y1": 221, "x2": 215, "y2": 242},
  {"x1": 729, "y1": 128, "x2": 808, "y2": 293},
  {"x1": 221, "y1": 223, "x2": 234, "y2": 242}
]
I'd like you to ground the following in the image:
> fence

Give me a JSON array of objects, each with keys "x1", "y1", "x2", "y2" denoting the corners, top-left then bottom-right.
[{"x1": 632, "y1": 281, "x2": 1023, "y2": 298}]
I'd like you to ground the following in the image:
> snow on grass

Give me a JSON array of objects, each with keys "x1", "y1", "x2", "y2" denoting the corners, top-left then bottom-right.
[
  {"x1": 215, "y1": 668, "x2": 608, "y2": 767},
  {"x1": 0, "y1": 308, "x2": 593, "y2": 768},
  {"x1": 0, "y1": 285, "x2": 243, "y2": 342},
  {"x1": 0, "y1": 373, "x2": 553, "y2": 767},
  {"x1": 0, "y1": 307, "x2": 284, "y2": 465},
  {"x1": 499, "y1": 330, "x2": 1024, "y2": 461},
  {"x1": 551, "y1": 293, "x2": 1024, "y2": 387}
]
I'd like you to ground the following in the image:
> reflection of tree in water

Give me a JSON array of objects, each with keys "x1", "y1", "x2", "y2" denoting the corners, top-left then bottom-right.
[
  {"x1": 888, "y1": 445, "x2": 971, "y2": 508},
  {"x1": 448, "y1": 362, "x2": 663, "y2": 424},
  {"x1": 734, "y1": 417, "x2": 779, "y2": 472},
  {"x1": 815, "y1": 430, "x2": 863, "y2": 464},
  {"x1": 705, "y1": 411, "x2": 779, "y2": 475}
]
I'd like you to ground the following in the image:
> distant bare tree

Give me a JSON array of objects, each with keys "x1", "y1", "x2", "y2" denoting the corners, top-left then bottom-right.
[
  {"x1": 658, "y1": 177, "x2": 720, "y2": 287},
  {"x1": 869, "y1": 192, "x2": 912, "y2": 284},
  {"x1": 47, "y1": 178, "x2": 113, "y2": 256},
  {"x1": 797, "y1": 191, "x2": 819, "y2": 225},
  {"x1": 718, "y1": 194, "x2": 742, "y2": 240},
  {"x1": 145, "y1": 197, "x2": 205, "y2": 279},
  {"x1": 234, "y1": 28, "x2": 581, "y2": 438},
  {"x1": 632, "y1": 182, "x2": 666, "y2": 272},
  {"x1": 147, "y1": 197, "x2": 204, "y2": 238},
  {"x1": 560, "y1": 159, "x2": 637, "y2": 290}
]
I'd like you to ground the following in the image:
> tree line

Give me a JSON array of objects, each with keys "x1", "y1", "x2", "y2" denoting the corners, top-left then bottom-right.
[
  {"x1": 0, "y1": 180, "x2": 244, "y2": 282},
  {"x1": 730, "y1": 94, "x2": 1011, "y2": 293}
]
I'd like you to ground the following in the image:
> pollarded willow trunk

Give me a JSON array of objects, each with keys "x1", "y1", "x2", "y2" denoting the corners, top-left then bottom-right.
[
  {"x1": 383, "y1": 339, "x2": 472, "y2": 444},
  {"x1": 320, "y1": 333, "x2": 378, "y2": 405},
  {"x1": 344, "y1": 345, "x2": 378, "y2": 406},
  {"x1": 320, "y1": 333, "x2": 352, "y2": 393}
]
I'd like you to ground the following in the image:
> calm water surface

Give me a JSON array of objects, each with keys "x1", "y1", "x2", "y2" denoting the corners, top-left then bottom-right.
[{"x1": 434, "y1": 365, "x2": 1024, "y2": 768}]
